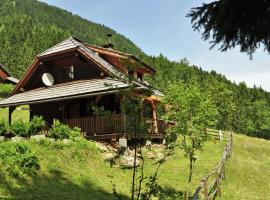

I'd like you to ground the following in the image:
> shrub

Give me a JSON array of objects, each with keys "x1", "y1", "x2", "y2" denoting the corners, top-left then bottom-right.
[
  {"x1": 10, "y1": 120, "x2": 29, "y2": 137},
  {"x1": 48, "y1": 120, "x2": 81, "y2": 140},
  {"x1": 28, "y1": 116, "x2": 46, "y2": 136},
  {"x1": 70, "y1": 126, "x2": 81, "y2": 140},
  {"x1": 48, "y1": 120, "x2": 70, "y2": 139},
  {"x1": 0, "y1": 119, "x2": 8, "y2": 136},
  {"x1": 0, "y1": 142, "x2": 39, "y2": 176}
]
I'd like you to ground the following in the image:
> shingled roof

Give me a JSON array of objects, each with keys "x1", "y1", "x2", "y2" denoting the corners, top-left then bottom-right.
[
  {"x1": 0, "y1": 78, "x2": 131, "y2": 107},
  {"x1": 37, "y1": 37, "x2": 82, "y2": 57}
]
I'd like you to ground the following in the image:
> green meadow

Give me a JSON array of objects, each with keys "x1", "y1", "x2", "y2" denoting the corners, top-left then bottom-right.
[{"x1": 0, "y1": 110, "x2": 269, "y2": 199}]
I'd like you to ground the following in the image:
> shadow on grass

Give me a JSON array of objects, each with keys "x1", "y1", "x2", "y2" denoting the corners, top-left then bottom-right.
[
  {"x1": 156, "y1": 185, "x2": 184, "y2": 200},
  {"x1": 0, "y1": 169, "x2": 129, "y2": 200}
]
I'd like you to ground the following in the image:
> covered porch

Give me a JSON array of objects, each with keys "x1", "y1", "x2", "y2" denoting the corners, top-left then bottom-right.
[
  {"x1": 64, "y1": 114, "x2": 169, "y2": 140},
  {"x1": 64, "y1": 114, "x2": 172, "y2": 140}
]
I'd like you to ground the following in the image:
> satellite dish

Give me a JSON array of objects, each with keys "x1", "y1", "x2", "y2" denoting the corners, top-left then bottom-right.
[{"x1": 42, "y1": 73, "x2": 54, "y2": 86}]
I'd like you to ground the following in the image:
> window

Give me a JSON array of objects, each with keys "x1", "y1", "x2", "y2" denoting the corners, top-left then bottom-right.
[
  {"x1": 66, "y1": 66, "x2": 74, "y2": 80},
  {"x1": 143, "y1": 101, "x2": 153, "y2": 118}
]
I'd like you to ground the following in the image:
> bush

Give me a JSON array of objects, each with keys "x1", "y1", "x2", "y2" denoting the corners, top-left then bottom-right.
[
  {"x1": 0, "y1": 142, "x2": 39, "y2": 176},
  {"x1": 28, "y1": 116, "x2": 46, "y2": 136},
  {"x1": 70, "y1": 126, "x2": 81, "y2": 139},
  {"x1": 0, "y1": 119, "x2": 8, "y2": 136},
  {"x1": 10, "y1": 120, "x2": 29, "y2": 137},
  {"x1": 48, "y1": 120, "x2": 81, "y2": 140}
]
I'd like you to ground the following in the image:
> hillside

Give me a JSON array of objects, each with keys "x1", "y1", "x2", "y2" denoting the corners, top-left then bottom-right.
[
  {"x1": 0, "y1": 0, "x2": 270, "y2": 137},
  {"x1": 0, "y1": 131, "x2": 269, "y2": 200},
  {"x1": 220, "y1": 134, "x2": 270, "y2": 200},
  {"x1": 0, "y1": 0, "x2": 145, "y2": 77},
  {"x1": 0, "y1": 133, "x2": 226, "y2": 200}
]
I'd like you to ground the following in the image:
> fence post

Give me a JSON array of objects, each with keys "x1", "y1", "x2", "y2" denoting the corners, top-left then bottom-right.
[
  {"x1": 216, "y1": 171, "x2": 221, "y2": 197},
  {"x1": 230, "y1": 132, "x2": 233, "y2": 157},
  {"x1": 203, "y1": 179, "x2": 209, "y2": 200},
  {"x1": 222, "y1": 163, "x2": 226, "y2": 180},
  {"x1": 123, "y1": 114, "x2": 126, "y2": 132}
]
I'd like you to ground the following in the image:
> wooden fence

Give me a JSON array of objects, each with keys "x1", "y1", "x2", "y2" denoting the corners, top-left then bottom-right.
[{"x1": 192, "y1": 132, "x2": 233, "y2": 200}]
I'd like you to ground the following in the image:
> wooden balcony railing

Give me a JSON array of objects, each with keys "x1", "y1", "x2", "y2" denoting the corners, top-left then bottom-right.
[
  {"x1": 64, "y1": 114, "x2": 125, "y2": 135},
  {"x1": 157, "y1": 119, "x2": 167, "y2": 134},
  {"x1": 64, "y1": 114, "x2": 173, "y2": 137}
]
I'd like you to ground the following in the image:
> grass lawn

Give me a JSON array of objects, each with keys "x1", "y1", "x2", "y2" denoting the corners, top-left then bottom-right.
[
  {"x1": 218, "y1": 134, "x2": 270, "y2": 200},
  {"x1": 0, "y1": 136, "x2": 227, "y2": 200}
]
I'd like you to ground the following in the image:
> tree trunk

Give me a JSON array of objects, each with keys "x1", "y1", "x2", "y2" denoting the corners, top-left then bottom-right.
[
  {"x1": 188, "y1": 155, "x2": 193, "y2": 183},
  {"x1": 186, "y1": 155, "x2": 193, "y2": 200}
]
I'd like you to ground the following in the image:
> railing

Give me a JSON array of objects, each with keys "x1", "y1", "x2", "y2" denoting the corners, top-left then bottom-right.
[
  {"x1": 64, "y1": 114, "x2": 125, "y2": 135},
  {"x1": 157, "y1": 119, "x2": 167, "y2": 134},
  {"x1": 64, "y1": 114, "x2": 170, "y2": 137},
  {"x1": 192, "y1": 132, "x2": 233, "y2": 200}
]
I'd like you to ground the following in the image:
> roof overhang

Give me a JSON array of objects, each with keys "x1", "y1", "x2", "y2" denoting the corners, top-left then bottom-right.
[{"x1": 0, "y1": 78, "x2": 136, "y2": 107}]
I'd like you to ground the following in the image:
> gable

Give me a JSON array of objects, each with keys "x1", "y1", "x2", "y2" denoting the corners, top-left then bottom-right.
[
  {"x1": 23, "y1": 53, "x2": 105, "y2": 91},
  {"x1": 10, "y1": 37, "x2": 160, "y2": 98},
  {"x1": 11, "y1": 37, "x2": 127, "y2": 95}
]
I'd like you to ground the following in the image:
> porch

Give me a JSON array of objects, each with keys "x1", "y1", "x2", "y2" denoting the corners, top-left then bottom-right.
[{"x1": 64, "y1": 114, "x2": 172, "y2": 140}]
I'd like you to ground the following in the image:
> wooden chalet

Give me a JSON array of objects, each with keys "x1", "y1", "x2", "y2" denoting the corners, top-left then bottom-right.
[
  {"x1": 0, "y1": 37, "x2": 170, "y2": 140},
  {"x1": 0, "y1": 63, "x2": 19, "y2": 85}
]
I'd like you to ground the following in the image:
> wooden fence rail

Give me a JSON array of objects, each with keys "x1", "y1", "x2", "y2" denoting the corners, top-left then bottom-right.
[{"x1": 192, "y1": 132, "x2": 233, "y2": 200}]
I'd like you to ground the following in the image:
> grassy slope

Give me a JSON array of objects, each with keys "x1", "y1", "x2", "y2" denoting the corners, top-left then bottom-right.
[
  {"x1": 0, "y1": 138, "x2": 226, "y2": 200},
  {"x1": 219, "y1": 134, "x2": 270, "y2": 200},
  {"x1": 0, "y1": 111, "x2": 269, "y2": 199}
]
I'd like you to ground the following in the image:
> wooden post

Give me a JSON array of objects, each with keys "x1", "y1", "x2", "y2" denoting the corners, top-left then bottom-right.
[
  {"x1": 8, "y1": 106, "x2": 15, "y2": 125},
  {"x1": 216, "y1": 171, "x2": 221, "y2": 197},
  {"x1": 151, "y1": 100, "x2": 158, "y2": 134},
  {"x1": 29, "y1": 106, "x2": 33, "y2": 121},
  {"x1": 230, "y1": 132, "x2": 233, "y2": 157},
  {"x1": 203, "y1": 179, "x2": 209, "y2": 200},
  {"x1": 123, "y1": 113, "x2": 126, "y2": 132},
  {"x1": 223, "y1": 163, "x2": 226, "y2": 180}
]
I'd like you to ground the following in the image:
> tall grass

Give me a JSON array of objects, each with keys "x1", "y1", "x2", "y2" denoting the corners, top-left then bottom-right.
[{"x1": 218, "y1": 134, "x2": 270, "y2": 200}]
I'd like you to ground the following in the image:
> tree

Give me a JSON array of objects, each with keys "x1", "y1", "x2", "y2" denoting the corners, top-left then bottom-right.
[
  {"x1": 163, "y1": 82, "x2": 219, "y2": 199},
  {"x1": 188, "y1": 0, "x2": 270, "y2": 56}
]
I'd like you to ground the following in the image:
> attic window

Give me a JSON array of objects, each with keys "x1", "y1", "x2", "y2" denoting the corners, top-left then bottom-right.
[{"x1": 68, "y1": 66, "x2": 74, "y2": 80}]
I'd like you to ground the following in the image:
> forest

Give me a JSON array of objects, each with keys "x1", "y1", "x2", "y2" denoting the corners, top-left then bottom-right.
[{"x1": 0, "y1": 0, "x2": 270, "y2": 139}]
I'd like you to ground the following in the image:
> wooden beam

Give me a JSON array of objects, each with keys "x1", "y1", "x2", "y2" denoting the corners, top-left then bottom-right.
[
  {"x1": 95, "y1": 95, "x2": 103, "y2": 104},
  {"x1": 8, "y1": 106, "x2": 15, "y2": 125}
]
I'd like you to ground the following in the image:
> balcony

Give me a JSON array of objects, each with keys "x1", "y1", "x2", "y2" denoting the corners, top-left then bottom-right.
[{"x1": 63, "y1": 114, "x2": 172, "y2": 140}]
